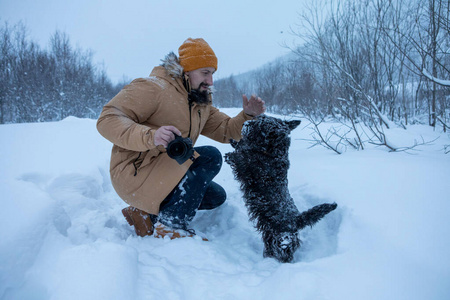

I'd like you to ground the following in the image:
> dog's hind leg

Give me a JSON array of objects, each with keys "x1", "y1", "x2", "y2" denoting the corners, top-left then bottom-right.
[{"x1": 296, "y1": 203, "x2": 338, "y2": 230}]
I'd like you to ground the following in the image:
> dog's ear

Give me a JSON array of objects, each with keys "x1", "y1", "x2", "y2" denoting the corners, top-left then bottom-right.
[
  {"x1": 296, "y1": 202, "x2": 337, "y2": 230},
  {"x1": 286, "y1": 120, "x2": 301, "y2": 132}
]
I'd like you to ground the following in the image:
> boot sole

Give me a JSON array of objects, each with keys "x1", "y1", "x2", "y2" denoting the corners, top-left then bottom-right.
[{"x1": 122, "y1": 208, "x2": 134, "y2": 227}]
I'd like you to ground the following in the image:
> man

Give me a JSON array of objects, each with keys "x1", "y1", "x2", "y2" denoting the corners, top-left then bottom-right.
[{"x1": 97, "y1": 38, "x2": 265, "y2": 240}]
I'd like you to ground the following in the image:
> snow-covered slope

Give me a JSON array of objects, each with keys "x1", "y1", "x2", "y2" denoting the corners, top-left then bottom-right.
[{"x1": 1, "y1": 109, "x2": 449, "y2": 300}]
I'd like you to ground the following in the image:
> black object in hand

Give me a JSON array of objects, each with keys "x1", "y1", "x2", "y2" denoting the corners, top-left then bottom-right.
[{"x1": 166, "y1": 135, "x2": 195, "y2": 165}]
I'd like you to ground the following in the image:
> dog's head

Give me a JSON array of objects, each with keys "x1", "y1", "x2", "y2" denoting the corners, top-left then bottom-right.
[
  {"x1": 225, "y1": 114, "x2": 301, "y2": 176},
  {"x1": 262, "y1": 230, "x2": 301, "y2": 263},
  {"x1": 230, "y1": 114, "x2": 301, "y2": 154}
]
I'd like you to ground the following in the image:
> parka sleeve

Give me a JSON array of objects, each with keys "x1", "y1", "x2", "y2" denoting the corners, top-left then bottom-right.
[
  {"x1": 201, "y1": 106, "x2": 253, "y2": 143},
  {"x1": 96, "y1": 78, "x2": 160, "y2": 152}
]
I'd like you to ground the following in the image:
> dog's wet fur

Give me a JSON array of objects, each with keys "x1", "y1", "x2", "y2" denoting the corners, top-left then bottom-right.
[{"x1": 225, "y1": 115, "x2": 337, "y2": 263}]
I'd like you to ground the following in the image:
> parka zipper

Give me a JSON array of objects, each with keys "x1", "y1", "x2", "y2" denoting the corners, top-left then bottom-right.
[
  {"x1": 188, "y1": 100, "x2": 193, "y2": 138},
  {"x1": 197, "y1": 109, "x2": 201, "y2": 135},
  {"x1": 184, "y1": 74, "x2": 202, "y2": 139},
  {"x1": 187, "y1": 102, "x2": 202, "y2": 139}
]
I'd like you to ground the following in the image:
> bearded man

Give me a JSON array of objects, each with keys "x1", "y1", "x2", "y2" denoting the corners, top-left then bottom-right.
[{"x1": 97, "y1": 38, "x2": 265, "y2": 239}]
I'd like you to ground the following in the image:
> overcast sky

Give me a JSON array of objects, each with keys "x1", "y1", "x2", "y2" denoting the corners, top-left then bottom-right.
[{"x1": 0, "y1": 0, "x2": 307, "y2": 83}]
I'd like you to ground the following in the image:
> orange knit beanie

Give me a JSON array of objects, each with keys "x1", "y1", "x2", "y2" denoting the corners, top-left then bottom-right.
[{"x1": 178, "y1": 38, "x2": 218, "y2": 72}]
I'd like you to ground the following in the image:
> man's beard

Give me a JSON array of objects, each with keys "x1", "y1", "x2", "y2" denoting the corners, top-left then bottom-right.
[{"x1": 189, "y1": 86, "x2": 211, "y2": 105}]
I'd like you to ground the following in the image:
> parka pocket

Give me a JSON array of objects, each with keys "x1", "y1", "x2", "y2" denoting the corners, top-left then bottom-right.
[
  {"x1": 132, "y1": 148, "x2": 162, "y2": 176},
  {"x1": 133, "y1": 152, "x2": 144, "y2": 176}
]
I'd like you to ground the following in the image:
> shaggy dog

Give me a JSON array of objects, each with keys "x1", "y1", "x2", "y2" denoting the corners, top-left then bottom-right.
[{"x1": 225, "y1": 115, "x2": 337, "y2": 263}]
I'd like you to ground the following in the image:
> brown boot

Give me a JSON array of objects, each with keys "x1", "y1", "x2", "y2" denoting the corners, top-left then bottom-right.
[
  {"x1": 122, "y1": 206, "x2": 154, "y2": 237},
  {"x1": 153, "y1": 222, "x2": 208, "y2": 241}
]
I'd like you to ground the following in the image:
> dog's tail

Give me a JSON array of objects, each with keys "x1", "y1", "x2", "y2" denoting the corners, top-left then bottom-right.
[{"x1": 296, "y1": 203, "x2": 337, "y2": 230}]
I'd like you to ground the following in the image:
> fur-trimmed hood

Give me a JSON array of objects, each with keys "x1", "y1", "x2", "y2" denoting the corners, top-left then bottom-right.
[{"x1": 160, "y1": 52, "x2": 184, "y2": 78}]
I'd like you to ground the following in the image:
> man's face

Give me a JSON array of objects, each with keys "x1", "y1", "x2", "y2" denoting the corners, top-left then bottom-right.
[{"x1": 186, "y1": 67, "x2": 215, "y2": 91}]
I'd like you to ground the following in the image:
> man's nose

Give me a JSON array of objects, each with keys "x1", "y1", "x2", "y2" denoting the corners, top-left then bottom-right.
[{"x1": 206, "y1": 74, "x2": 213, "y2": 86}]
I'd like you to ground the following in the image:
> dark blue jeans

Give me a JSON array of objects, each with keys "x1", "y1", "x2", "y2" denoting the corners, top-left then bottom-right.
[{"x1": 157, "y1": 146, "x2": 226, "y2": 229}]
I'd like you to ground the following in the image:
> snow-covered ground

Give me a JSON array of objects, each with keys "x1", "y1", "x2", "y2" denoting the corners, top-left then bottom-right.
[{"x1": 1, "y1": 109, "x2": 449, "y2": 300}]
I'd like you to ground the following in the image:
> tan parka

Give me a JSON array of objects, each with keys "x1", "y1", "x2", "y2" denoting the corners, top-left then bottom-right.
[{"x1": 97, "y1": 53, "x2": 252, "y2": 214}]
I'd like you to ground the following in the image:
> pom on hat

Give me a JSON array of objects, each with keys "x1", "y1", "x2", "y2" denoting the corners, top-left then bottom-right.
[{"x1": 178, "y1": 38, "x2": 218, "y2": 72}]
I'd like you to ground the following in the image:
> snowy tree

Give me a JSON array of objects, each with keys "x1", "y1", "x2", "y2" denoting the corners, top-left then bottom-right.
[{"x1": 0, "y1": 22, "x2": 122, "y2": 124}]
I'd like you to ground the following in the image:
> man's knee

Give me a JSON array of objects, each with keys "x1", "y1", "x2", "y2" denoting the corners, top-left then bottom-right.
[
  {"x1": 192, "y1": 146, "x2": 223, "y2": 175},
  {"x1": 195, "y1": 146, "x2": 222, "y2": 163},
  {"x1": 198, "y1": 181, "x2": 227, "y2": 210}
]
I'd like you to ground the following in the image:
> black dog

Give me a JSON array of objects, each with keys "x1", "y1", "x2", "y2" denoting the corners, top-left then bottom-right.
[{"x1": 225, "y1": 115, "x2": 337, "y2": 263}]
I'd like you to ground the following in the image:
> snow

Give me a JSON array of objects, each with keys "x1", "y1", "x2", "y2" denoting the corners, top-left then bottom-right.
[
  {"x1": 422, "y1": 69, "x2": 450, "y2": 87},
  {"x1": 1, "y1": 109, "x2": 449, "y2": 300}
]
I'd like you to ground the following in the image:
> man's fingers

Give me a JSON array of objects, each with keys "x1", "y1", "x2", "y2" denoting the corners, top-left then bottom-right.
[
  {"x1": 154, "y1": 126, "x2": 182, "y2": 147},
  {"x1": 164, "y1": 125, "x2": 181, "y2": 137},
  {"x1": 242, "y1": 94, "x2": 249, "y2": 106},
  {"x1": 161, "y1": 130, "x2": 174, "y2": 143}
]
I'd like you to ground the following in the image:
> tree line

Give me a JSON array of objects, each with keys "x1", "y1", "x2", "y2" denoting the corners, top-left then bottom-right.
[
  {"x1": 0, "y1": 21, "x2": 125, "y2": 124},
  {"x1": 214, "y1": 0, "x2": 450, "y2": 133},
  {"x1": 2, "y1": 0, "x2": 449, "y2": 140}
]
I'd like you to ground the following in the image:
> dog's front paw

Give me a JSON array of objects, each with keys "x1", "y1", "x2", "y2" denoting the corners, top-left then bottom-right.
[{"x1": 229, "y1": 139, "x2": 239, "y2": 148}]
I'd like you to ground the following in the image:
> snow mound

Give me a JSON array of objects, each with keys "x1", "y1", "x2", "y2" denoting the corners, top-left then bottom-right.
[{"x1": 1, "y1": 110, "x2": 449, "y2": 300}]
